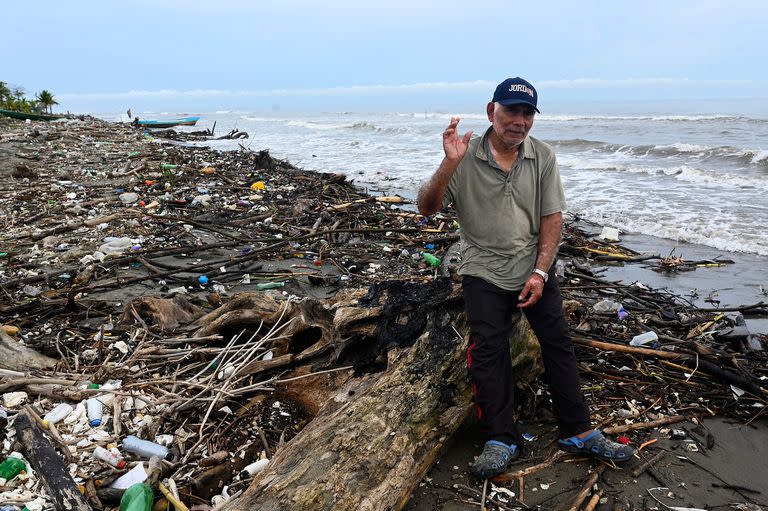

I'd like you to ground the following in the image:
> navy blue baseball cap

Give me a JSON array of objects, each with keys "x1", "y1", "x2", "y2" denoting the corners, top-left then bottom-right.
[{"x1": 492, "y1": 77, "x2": 540, "y2": 113}]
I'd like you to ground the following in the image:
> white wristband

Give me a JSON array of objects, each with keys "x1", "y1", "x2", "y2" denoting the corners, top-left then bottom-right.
[{"x1": 532, "y1": 268, "x2": 549, "y2": 282}]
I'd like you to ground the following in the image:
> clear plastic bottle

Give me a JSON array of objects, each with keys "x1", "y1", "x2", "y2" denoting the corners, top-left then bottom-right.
[
  {"x1": 629, "y1": 331, "x2": 658, "y2": 347},
  {"x1": 93, "y1": 446, "x2": 127, "y2": 469},
  {"x1": 122, "y1": 436, "x2": 170, "y2": 460},
  {"x1": 43, "y1": 403, "x2": 73, "y2": 425},
  {"x1": 87, "y1": 397, "x2": 103, "y2": 427}
]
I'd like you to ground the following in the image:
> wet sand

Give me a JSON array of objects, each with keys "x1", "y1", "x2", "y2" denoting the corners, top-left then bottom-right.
[{"x1": 407, "y1": 416, "x2": 768, "y2": 509}]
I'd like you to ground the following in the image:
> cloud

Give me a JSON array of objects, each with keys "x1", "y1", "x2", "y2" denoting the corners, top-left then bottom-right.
[
  {"x1": 58, "y1": 77, "x2": 758, "y2": 101},
  {"x1": 57, "y1": 81, "x2": 494, "y2": 100},
  {"x1": 539, "y1": 77, "x2": 754, "y2": 88}
]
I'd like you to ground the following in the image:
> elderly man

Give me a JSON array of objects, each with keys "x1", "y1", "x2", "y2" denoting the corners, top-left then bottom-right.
[{"x1": 417, "y1": 77, "x2": 634, "y2": 478}]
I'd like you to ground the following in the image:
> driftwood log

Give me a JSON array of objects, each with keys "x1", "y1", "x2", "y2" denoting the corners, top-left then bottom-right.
[
  {"x1": 14, "y1": 412, "x2": 92, "y2": 511},
  {"x1": 0, "y1": 329, "x2": 57, "y2": 370}
]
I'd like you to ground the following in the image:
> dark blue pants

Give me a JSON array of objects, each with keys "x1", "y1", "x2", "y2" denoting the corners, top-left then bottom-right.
[{"x1": 462, "y1": 272, "x2": 591, "y2": 445}]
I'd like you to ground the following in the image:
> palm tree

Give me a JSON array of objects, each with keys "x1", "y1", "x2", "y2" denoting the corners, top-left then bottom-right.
[
  {"x1": 36, "y1": 90, "x2": 58, "y2": 114},
  {"x1": 0, "y1": 81, "x2": 11, "y2": 107}
]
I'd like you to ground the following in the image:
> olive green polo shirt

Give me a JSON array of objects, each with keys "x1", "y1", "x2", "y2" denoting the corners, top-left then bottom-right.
[{"x1": 442, "y1": 127, "x2": 567, "y2": 291}]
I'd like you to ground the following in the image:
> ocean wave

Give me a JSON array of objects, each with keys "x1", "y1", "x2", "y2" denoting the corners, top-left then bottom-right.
[
  {"x1": 345, "y1": 121, "x2": 413, "y2": 135},
  {"x1": 540, "y1": 114, "x2": 750, "y2": 122},
  {"x1": 348, "y1": 121, "x2": 378, "y2": 131},
  {"x1": 568, "y1": 202, "x2": 768, "y2": 256},
  {"x1": 750, "y1": 149, "x2": 768, "y2": 164},
  {"x1": 553, "y1": 139, "x2": 768, "y2": 168},
  {"x1": 285, "y1": 120, "x2": 349, "y2": 130}
]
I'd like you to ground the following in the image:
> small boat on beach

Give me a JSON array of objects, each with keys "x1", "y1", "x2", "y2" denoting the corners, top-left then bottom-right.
[
  {"x1": 0, "y1": 108, "x2": 63, "y2": 121},
  {"x1": 134, "y1": 116, "x2": 200, "y2": 129}
]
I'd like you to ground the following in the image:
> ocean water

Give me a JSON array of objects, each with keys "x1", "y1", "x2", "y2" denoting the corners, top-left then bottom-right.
[{"x1": 113, "y1": 106, "x2": 768, "y2": 257}]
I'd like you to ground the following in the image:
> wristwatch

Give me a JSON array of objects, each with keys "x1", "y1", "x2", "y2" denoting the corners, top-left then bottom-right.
[{"x1": 532, "y1": 268, "x2": 549, "y2": 283}]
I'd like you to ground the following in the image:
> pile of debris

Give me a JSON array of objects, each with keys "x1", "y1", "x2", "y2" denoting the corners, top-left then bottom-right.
[{"x1": 0, "y1": 116, "x2": 765, "y2": 510}]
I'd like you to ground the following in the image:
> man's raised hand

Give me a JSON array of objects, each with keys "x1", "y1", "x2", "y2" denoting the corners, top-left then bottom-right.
[{"x1": 443, "y1": 117, "x2": 473, "y2": 162}]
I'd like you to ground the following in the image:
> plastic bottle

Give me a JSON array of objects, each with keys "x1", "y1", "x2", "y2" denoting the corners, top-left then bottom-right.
[
  {"x1": 240, "y1": 458, "x2": 269, "y2": 478},
  {"x1": 99, "y1": 237, "x2": 133, "y2": 255},
  {"x1": 593, "y1": 299, "x2": 622, "y2": 313},
  {"x1": 120, "y1": 482, "x2": 154, "y2": 511},
  {"x1": 119, "y1": 192, "x2": 139, "y2": 205},
  {"x1": 617, "y1": 307, "x2": 629, "y2": 320},
  {"x1": 122, "y1": 436, "x2": 170, "y2": 460},
  {"x1": 93, "y1": 446, "x2": 127, "y2": 469},
  {"x1": 0, "y1": 457, "x2": 27, "y2": 480},
  {"x1": 255, "y1": 282, "x2": 285, "y2": 291},
  {"x1": 86, "y1": 383, "x2": 103, "y2": 427},
  {"x1": 629, "y1": 331, "x2": 658, "y2": 347},
  {"x1": 86, "y1": 398, "x2": 102, "y2": 427},
  {"x1": 421, "y1": 253, "x2": 441, "y2": 267},
  {"x1": 43, "y1": 403, "x2": 73, "y2": 425}
]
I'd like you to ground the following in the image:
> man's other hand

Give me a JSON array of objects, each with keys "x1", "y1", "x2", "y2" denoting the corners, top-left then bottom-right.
[{"x1": 518, "y1": 273, "x2": 545, "y2": 308}]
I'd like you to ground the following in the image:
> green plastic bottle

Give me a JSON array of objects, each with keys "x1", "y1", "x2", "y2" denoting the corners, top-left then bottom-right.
[
  {"x1": 120, "y1": 483, "x2": 154, "y2": 511},
  {"x1": 0, "y1": 457, "x2": 26, "y2": 480},
  {"x1": 421, "y1": 253, "x2": 441, "y2": 267}
]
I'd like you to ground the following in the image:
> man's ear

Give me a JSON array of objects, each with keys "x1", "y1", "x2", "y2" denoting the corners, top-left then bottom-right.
[{"x1": 486, "y1": 102, "x2": 495, "y2": 122}]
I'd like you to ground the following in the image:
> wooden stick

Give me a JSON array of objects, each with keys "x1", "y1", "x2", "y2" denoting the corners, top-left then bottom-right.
[
  {"x1": 583, "y1": 489, "x2": 603, "y2": 511},
  {"x1": 631, "y1": 450, "x2": 666, "y2": 478},
  {"x1": 494, "y1": 450, "x2": 568, "y2": 481},
  {"x1": 572, "y1": 337, "x2": 679, "y2": 360},
  {"x1": 257, "y1": 426, "x2": 272, "y2": 459},
  {"x1": 603, "y1": 415, "x2": 685, "y2": 435},
  {"x1": 0, "y1": 378, "x2": 78, "y2": 393},
  {"x1": 567, "y1": 465, "x2": 605, "y2": 511}
]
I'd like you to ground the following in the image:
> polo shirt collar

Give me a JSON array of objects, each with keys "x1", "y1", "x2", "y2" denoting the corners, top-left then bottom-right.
[{"x1": 476, "y1": 127, "x2": 536, "y2": 162}]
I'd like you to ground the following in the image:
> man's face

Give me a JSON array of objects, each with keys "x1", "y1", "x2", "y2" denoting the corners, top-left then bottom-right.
[{"x1": 486, "y1": 102, "x2": 535, "y2": 149}]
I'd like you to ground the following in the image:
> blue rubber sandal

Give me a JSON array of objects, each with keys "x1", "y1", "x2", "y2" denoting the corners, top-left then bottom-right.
[
  {"x1": 559, "y1": 430, "x2": 635, "y2": 463},
  {"x1": 469, "y1": 440, "x2": 520, "y2": 479}
]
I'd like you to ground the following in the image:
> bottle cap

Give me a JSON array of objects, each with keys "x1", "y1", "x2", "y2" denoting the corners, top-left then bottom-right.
[{"x1": 89, "y1": 419, "x2": 102, "y2": 427}]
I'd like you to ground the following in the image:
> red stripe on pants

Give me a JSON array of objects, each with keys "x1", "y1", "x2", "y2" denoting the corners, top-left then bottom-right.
[{"x1": 468, "y1": 340, "x2": 483, "y2": 419}]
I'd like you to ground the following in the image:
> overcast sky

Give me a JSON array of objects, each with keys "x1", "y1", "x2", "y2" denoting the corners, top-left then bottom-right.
[{"x1": 3, "y1": 0, "x2": 767, "y2": 113}]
